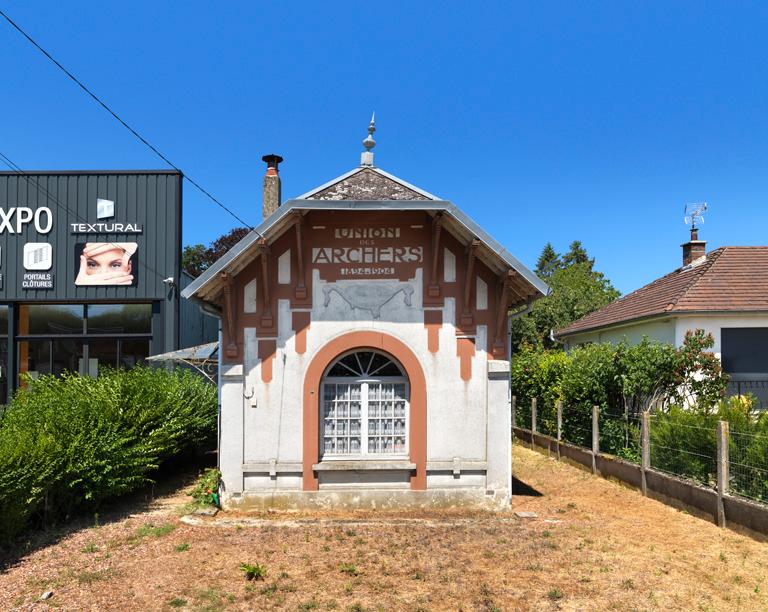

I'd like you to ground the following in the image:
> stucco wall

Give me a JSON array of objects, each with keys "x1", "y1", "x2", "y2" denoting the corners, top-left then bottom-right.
[
  {"x1": 563, "y1": 318, "x2": 676, "y2": 348},
  {"x1": 217, "y1": 210, "x2": 514, "y2": 508},
  {"x1": 673, "y1": 314, "x2": 768, "y2": 358}
]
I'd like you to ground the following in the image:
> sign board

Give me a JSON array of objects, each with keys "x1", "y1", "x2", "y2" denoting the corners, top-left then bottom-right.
[{"x1": 311, "y1": 224, "x2": 424, "y2": 281}]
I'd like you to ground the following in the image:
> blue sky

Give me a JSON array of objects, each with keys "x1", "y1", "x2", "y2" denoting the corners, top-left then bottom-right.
[{"x1": 2, "y1": 1, "x2": 767, "y2": 294}]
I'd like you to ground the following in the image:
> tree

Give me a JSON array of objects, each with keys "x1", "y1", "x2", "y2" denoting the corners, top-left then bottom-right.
[
  {"x1": 182, "y1": 227, "x2": 251, "y2": 278},
  {"x1": 511, "y1": 241, "x2": 619, "y2": 351},
  {"x1": 562, "y1": 240, "x2": 594, "y2": 267},
  {"x1": 207, "y1": 227, "x2": 250, "y2": 262},
  {"x1": 182, "y1": 244, "x2": 209, "y2": 278},
  {"x1": 535, "y1": 242, "x2": 562, "y2": 278}
]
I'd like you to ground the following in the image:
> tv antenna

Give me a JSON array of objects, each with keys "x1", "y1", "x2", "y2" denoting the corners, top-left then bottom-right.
[{"x1": 684, "y1": 202, "x2": 707, "y2": 230}]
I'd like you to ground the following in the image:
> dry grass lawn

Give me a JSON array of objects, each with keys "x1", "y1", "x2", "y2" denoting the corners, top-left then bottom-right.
[{"x1": 2, "y1": 442, "x2": 767, "y2": 611}]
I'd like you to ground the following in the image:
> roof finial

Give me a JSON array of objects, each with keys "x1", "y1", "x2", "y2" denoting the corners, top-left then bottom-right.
[{"x1": 360, "y1": 112, "x2": 376, "y2": 167}]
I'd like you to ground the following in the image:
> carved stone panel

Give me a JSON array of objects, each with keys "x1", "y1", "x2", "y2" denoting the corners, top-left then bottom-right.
[
  {"x1": 322, "y1": 281, "x2": 415, "y2": 319},
  {"x1": 307, "y1": 168, "x2": 429, "y2": 201}
]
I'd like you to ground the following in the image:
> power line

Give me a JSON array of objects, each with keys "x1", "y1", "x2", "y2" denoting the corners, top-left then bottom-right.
[{"x1": 0, "y1": 8, "x2": 257, "y2": 232}]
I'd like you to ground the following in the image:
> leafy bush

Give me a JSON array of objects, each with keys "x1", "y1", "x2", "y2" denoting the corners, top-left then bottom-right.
[
  {"x1": 512, "y1": 333, "x2": 726, "y2": 443},
  {"x1": 513, "y1": 336, "x2": 768, "y2": 500},
  {"x1": 240, "y1": 561, "x2": 268, "y2": 581},
  {"x1": 190, "y1": 467, "x2": 222, "y2": 508},
  {"x1": 0, "y1": 366, "x2": 216, "y2": 542}
]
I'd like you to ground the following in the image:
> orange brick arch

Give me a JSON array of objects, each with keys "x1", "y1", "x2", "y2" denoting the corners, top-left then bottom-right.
[{"x1": 302, "y1": 331, "x2": 427, "y2": 491}]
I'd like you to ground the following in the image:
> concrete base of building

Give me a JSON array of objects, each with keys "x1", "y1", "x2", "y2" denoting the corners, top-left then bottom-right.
[{"x1": 221, "y1": 488, "x2": 511, "y2": 512}]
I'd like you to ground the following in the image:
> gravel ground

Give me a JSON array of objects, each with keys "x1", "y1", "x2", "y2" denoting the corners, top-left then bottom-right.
[{"x1": 1, "y1": 443, "x2": 767, "y2": 611}]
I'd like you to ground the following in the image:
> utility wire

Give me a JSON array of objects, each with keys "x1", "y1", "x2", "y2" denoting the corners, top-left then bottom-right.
[{"x1": 0, "y1": 8, "x2": 258, "y2": 233}]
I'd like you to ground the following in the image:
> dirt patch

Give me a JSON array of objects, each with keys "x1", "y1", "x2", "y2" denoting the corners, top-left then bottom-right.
[{"x1": 1, "y1": 443, "x2": 767, "y2": 611}]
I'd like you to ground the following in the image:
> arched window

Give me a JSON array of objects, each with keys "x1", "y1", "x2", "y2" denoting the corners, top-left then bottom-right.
[{"x1": 321, "y1": 350, "x2": 409, "y2": 458}]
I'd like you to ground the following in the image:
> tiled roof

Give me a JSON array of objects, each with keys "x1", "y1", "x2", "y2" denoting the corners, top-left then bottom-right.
[{"x1": 557, "y1": 247, "x2": 768, "y2": 336}]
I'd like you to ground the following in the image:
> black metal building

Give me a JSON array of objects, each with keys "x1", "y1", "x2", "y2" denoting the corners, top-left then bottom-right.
[{"x1": 0, "y1": 170, "x2": 217, "y2": 403}]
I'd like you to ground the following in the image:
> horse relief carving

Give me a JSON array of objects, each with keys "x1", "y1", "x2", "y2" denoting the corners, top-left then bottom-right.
[{"x1": 322, "y1": 282, "x2": 414, "y2": 319}]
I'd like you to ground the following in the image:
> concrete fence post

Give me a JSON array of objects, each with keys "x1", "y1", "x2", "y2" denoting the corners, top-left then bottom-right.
[
  {"x1": 592, "y1": 405, "x2": 599, "y2": 475},
  {"x1": 716, "y1": 420, "x2": 729, "y2": 528},
  {"x1": 531, "y1": 398, "x2": 537, "y2": 436},
  {"x1": 511, "y1": 395, "x2": 517, "y2": 433},
  {"x1": 640, "y1": 411, "x2": 650, "y2": 496},
  {"x1": 556, "y1": 400, "x2": 563, "y2": 460}
]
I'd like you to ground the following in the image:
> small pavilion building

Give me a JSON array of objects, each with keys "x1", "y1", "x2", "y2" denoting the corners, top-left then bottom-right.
[{"x1": 183, "y1": 122, "x2": 547, "y2": 509}]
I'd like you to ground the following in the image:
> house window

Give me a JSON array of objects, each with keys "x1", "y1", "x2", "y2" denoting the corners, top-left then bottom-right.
[
  {"x1": 721, "y1": 328, "x2": 768, "y2": 376},
  {"x1": 321, "y1": 350, "x2": 409, "y2": 458}
]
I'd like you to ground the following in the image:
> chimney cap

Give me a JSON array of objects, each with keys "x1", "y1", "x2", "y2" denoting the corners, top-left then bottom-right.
[{"x1": 262, "y1": 154, "x2": 283, "y2": 166}]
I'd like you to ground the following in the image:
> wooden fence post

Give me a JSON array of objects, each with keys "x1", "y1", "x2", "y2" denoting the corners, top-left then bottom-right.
[
  {"x1": 716, "y1": 420, "x2": 729, "y2": 528},
  {"x1": 556, "y1": 400, "x2": 563, "y2": 460},
  {"x1": 640, "y1": 411, "x2": 650, "y2": 496},
  {"x1": 592, "y1": 405, "x2": 599, "y2": 475},
  {"x1": 531, "y1": 398, "x2": 537, "y2": 436},
  {"x1": 511, "y1": 395, "x2": 517, "y2": 433}
]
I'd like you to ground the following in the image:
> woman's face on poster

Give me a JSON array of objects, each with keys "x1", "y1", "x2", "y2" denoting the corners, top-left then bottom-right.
[
  {"x1": 75, "y1": 242, "x2": 138, "y2": 286},
  {"x1": 86, "y1": 246, "x2": 131, "y2": 275}
]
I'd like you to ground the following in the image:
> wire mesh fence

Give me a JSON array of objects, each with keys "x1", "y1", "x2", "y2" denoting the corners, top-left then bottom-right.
[
  {"x1": 513, "y1": 398, "x2": 532, "y2": 430},
  {"x1": 728, "y1": 429, "x2": 768, "y2": 504},
  {"x1": 536, "y1": 400, "x2": 559, "y2": 438},
  {"x1": 599, "y1": 411, "x2": 641, "y2": 464},
  {"x1": 511, "y1": 395, "x2": 768, "y2": 521},
  {"x1": 648, "y1": 417, "x2": 717, "y2": 488},
  {"x1": 561, "y1": 420, "x2": 592, "y2": 450}
]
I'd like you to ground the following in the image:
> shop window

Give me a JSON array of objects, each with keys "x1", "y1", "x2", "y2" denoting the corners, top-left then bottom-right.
[
  {"x1": 119, "y1": 339, "x2": 150, "y2": 369},
  {"x1": 52, "y1": 340, "x2": 84, "y2": 376},
  {"x1": 18, "y1": 339, "x2": 52, "y2": 379},
  {"x1": 87, "y1": 339, "x2": 119, "y2": 376},
  {"x1": 22, "y1": 305, "x2": 84, "y2": 335},
  {"x1": 87, "y1": 304, "x2": 152, "y2": 335},
  {"x1": 321, "y1": 351, "x2": 409, "y2": 458}
]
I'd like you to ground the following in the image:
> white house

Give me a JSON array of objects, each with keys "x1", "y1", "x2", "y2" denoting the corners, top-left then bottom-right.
[
  {"x1": 183, "y1": 124, "x2": 548, "y2": 509},
  {"x1": 556, "y1": 228, "x2": 768, "y2": 407}
]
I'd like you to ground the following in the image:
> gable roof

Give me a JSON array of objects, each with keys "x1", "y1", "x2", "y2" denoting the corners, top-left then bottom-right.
[
  {"x1": 297, "y1": 166, "x2": 439, "y2": 201},
  {"x1": 557, "y1": 246, "x2": 768, "y2": 337},
  {"x1": 182, "y1": 166, "x2": 548, "y2": 310}
]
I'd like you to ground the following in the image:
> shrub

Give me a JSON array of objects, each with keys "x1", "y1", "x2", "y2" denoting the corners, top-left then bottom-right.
[
  {"x1": 190, "y1": 468, "x2": 222, "y2": 508},
  {"x1": 240, "y1": 562, "x2": 268, "y2": 581},
  {"x1": 512, "y1": 332, "x2": 727, "y2": 449},
  {"x1": 0, "y1": 366, "x2": 216, "y2": 543}
]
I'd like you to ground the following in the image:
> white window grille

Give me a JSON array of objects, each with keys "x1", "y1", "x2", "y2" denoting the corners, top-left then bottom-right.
[{"x1": 321, "y1": 351, "x2": 409, "y2": 458}]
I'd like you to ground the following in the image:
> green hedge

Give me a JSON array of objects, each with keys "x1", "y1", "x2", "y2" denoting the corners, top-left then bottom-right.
[
  {"x1": 0, "y1": 366, "x2": 216, "y2": 542},
  {"x1": 512, "y1": 334, "x2": 768, "y2": 502}
]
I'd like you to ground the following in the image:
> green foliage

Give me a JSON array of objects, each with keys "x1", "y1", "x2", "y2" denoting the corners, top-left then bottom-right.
[
  {"x1": 183, "y1": 227, "x2": 250, "y2": 277},
  {"x1": 131, "y1": 522, "x2": 177, "y2": 542},
  {"x1": 181, "y1": 243, "x2": 209, "y2": 278},
  {"x1": 649, "y1": 406, "x2": 719, "y2": 485},
  {"x1": 513, "y1": 241, "x2": 620, "y2": 352},
  {"x1": 535, "y1": 242, "x2": 561, "y2": 279},
  {"x1": 512, "y1": 333, "x2": 727, "y2": 451},
  {"x1": 0, "y1": 366, "x2": 216, "y2": 543},
  {"x1": 190, "y1": 467, "x2": 222, "y2": 508},
  {"x1": 513, "y1": 335, "x2": 768, "y2": 501},
  {"x1": 240, "y1": 561, "x2": 268, "y2": 581},
  {"x1": 670, "y1": 330, "x2": 728, "y2": 410},
  {"x1": 339, "y1": 562, "x2": 360, "y2": 576}
]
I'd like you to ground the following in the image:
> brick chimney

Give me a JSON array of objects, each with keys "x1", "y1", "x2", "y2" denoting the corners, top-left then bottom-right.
[
  {"x1": 682, "y1": 227, "x2": 706, "y2": 267},
  {"x1": 261, "y1": 154, "x2": 283, "y2": 219}
]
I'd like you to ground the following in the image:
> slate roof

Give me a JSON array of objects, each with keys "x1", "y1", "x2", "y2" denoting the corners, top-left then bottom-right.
[{"x1": 557, "y1": 247, "x2": 768, "y2": 336}]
